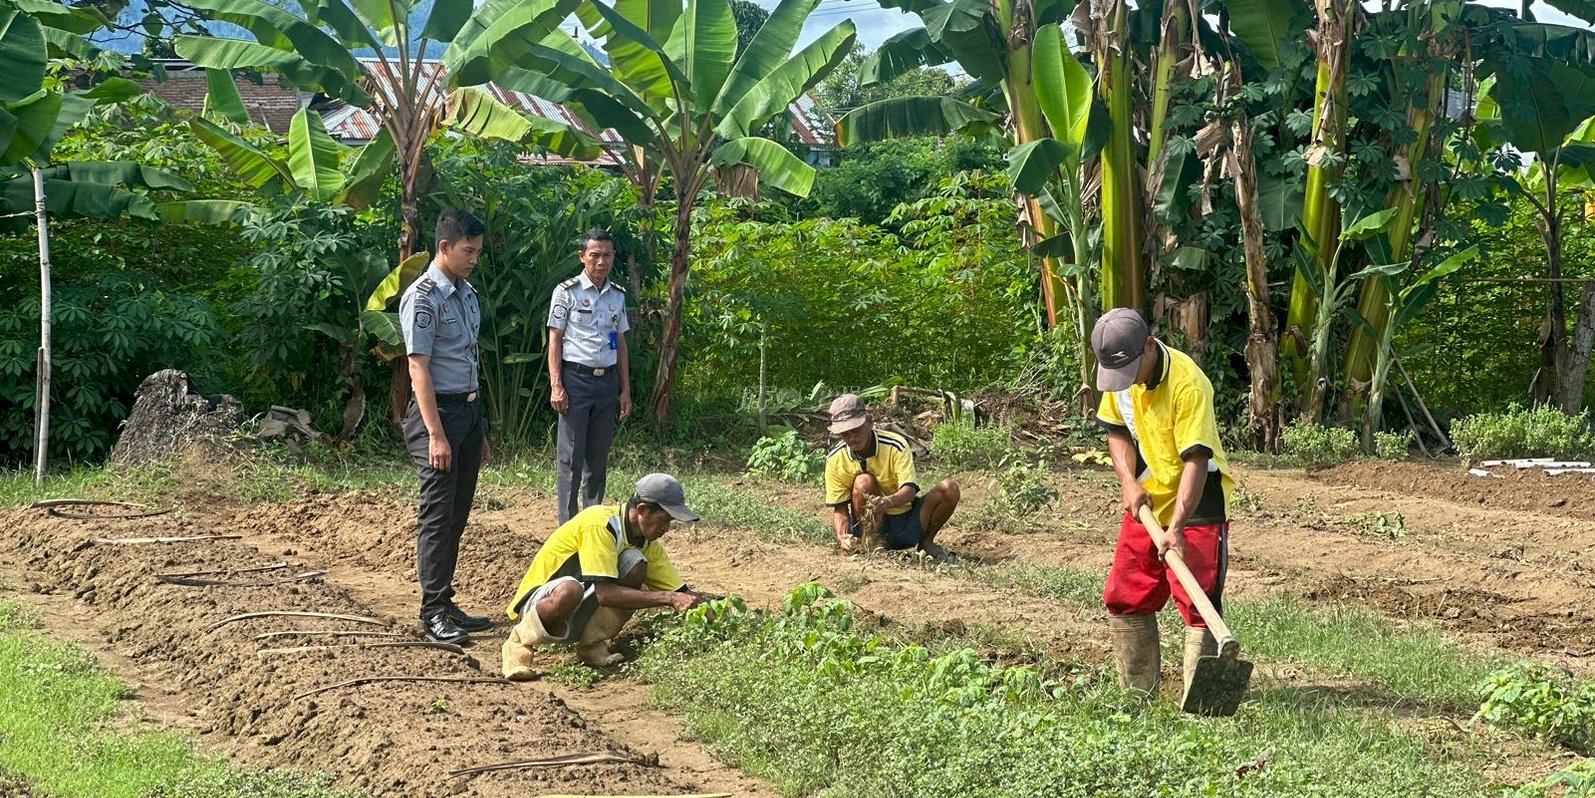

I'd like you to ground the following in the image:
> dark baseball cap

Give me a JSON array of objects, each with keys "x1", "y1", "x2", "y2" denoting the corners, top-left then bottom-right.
[
  {"x1": 1091, "y1": 308, "x2": 1150, "y2": 392},
  {"x1": 634, "y1": 473, "x2": 699, "y2": 522},
  {"x1": 828, "y1": 394, "x2": 868, "y2": 434}
]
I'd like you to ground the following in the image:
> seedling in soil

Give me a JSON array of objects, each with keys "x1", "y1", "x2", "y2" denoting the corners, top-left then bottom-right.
[
  {"x1": 546, "y1": 663, "x2": 598, "y2": 689},
  {"x1": 423, "y1": 698, "x2": 449, "y2": 715},
  {"x1": 1347, "y1": 512, "x2": 1407, "y2": 540}
]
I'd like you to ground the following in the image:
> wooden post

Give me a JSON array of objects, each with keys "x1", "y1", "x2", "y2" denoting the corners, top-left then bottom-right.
[{"x1": 33, "y1": 166, "x2": 52, "y2": 485}]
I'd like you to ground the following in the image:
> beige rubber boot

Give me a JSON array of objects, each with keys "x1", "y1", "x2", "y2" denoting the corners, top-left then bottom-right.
[
  {"x1": 1107, "y1": 613, "x2": 1161, "y2": 696},
  {"x1": 1181, "y1": 626, "x2": 1217, "y2": 704},
  {"x1": 500, "y1": 608, "x2": 554, "y2": 682},
  {"x1": 575, "y1": 606, "x2": 635, "y2": 667}
]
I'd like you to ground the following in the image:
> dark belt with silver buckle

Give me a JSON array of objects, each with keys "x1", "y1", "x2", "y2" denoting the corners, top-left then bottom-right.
[
  {"x1": 562, "y1": 361, "x2": 611, "y2": 377},
  {"x1": 436, "y1": 391, "x2": 479, "y2": 405}
]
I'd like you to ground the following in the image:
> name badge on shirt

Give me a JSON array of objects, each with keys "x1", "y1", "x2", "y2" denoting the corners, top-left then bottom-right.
[{"x1": 608, "y1": 330, "x2": 619, "y2": 350}]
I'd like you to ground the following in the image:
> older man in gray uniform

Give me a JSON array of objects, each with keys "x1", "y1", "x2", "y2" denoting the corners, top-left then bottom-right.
[
  {"x1": 548, "y1": 229, "x2": 632, "y2": 523},
  {"x1": 401, "y1": 209, "x2": 494, "y2": 644}
]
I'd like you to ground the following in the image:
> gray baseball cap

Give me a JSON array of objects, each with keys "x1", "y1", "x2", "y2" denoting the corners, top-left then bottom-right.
[
  {"x1": 828, "y1": 394, "x2": 869, "y2": 434},
  {"x1": 634, "y1": 473, "x2": 699, "y2": 522},
  {"x1": 1091, "y1": 308, "x2": 1150, "y2": 392}
]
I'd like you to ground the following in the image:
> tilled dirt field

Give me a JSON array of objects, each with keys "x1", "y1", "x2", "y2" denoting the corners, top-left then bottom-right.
[{"x1": 4, "y1": 456, "x2": 1595, "y2": 794}]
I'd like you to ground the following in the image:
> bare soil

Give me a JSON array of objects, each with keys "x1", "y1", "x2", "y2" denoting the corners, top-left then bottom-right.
[{"x1": 4, "y1": 453, "x2": 1595, "y2": 794}]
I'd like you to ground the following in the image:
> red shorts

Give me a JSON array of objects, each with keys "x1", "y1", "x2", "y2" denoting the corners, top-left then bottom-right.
[{"x1": 1102, "y1": 514, "x2": 1229, "y2": 627}]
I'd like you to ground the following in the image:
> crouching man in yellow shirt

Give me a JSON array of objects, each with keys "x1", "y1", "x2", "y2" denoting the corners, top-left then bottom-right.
[{"x1": 500, "y1": 473, "x2": 712, "y2": 680}]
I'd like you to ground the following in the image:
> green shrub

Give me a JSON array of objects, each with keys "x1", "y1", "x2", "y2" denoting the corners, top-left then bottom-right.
[
  {"x1": 1373, "y1": 431, "x2": 1413, "y2": 461},
  {"x1": 1475, "y1": 662, "x2": 1595, "y2": 754},
  {"x1": 745, "y1": 429, "x2": 825, "y2": 482},
  {"x1": 931, "y1": 421, "x2": 1012, "y2": 469},
  {"x1": 994, "y1": 453, "x2": 1058, "y2": 517},
  {"x1": 1280, "y1": 424, "x2": 1361, "y2": 465},
  {"x1": 1450, "y1": 406, "x2": 1595, "y2": 461},
  {"x1": 1513, "y1": 758, "x2": 1595, "y2": 798}
]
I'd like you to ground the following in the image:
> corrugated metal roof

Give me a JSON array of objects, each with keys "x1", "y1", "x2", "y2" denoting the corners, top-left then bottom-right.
[{"x1": 321, "y1": 58, "x2": 833, "y2": 159}]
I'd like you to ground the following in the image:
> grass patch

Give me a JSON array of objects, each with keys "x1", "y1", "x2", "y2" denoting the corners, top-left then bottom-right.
[
  {"x1": 0, "y1": 597, "x2": 352, "y2": 798},
  {"x1": 640, "y1": 587, "x2": 1498, "y2": 798}
]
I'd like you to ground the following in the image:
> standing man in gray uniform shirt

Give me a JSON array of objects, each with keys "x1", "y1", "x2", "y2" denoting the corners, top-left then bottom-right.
[
  {"x1": 401, "y1": 209, "x2": 494, "y2": 644},
  {"x1": 548, "y1": 229, "x2": 632, "y2": 523}
]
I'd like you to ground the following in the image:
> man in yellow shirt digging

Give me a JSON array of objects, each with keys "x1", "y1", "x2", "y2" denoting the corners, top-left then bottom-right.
[{"x1": 1092, "y1": 309, "x2": 1236, "y2": 702}]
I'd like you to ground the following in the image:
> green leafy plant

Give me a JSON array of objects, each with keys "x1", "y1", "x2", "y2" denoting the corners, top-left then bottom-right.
[
  {"x1": 1346, "y1": 511, "x2": 1406, "y2": 540},
  {"x1": 745, "y1": 429, "x2": 824, "y2": 482},
  {"x1": 1513, "y1": 758, "x2": 1595, "y2": 798},
  {"x1": 1451, "y1": 406, "x2": 1595, "y2": 461},
  {"x1": 931, "y1": 421, "x2": 1013, "y2": 470},
  {"x1": 1279, "y1": 423, "x2": 1362, "y2": 466},
  {"x1": 1475, "y1": 662, "x2": 1595, "y2": 755},
  {"x1": 993, "y1": 453, "x2": 1058, "y2": 518},
  {"x1": 1373, "y1": 431, "x2": 1413, "y2": 461}
]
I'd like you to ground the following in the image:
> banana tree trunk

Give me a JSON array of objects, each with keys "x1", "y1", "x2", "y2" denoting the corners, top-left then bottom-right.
[
  {"x1": 1147, "y1": 0, "x2": 1193, "y2": 165},
  {"x1": 33, "y1": 166, "x2": 52, "y2": 484},
  {"x1": 1097, "y1": 0, "x2": 1144, "y2": 311},
  {"x1": 1343, "y1": 67, "x2": 1445, "y2": 417},
  {"x1": 650, "y1": 192, "x2": 695, "y2": 421},
  {"x1": 1564, "y1": 280, "x2": 1595, "y2": 413},
  {"x1": 1000, "y1": 0, "x2": 1067, "y2": 330},
  {"x1": 1232, "y1": 112, "x2": 1280, "y2": 450},
  {"x1": 1285, "y1": 0, "x2": 1354, "y2": 404}
]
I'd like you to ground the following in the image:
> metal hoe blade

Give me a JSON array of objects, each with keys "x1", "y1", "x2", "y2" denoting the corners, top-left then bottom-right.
[{"x1": 1181, "y1": 642, "x2": 1254, "y2": 717}]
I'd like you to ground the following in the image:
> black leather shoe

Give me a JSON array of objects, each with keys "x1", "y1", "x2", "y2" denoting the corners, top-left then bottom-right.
[
  {"x1": 445, "y1": 603, "x2": 493, "y2": 632},
  {"x1": 419, "y1": 612, "x2": 470, "y2": 644}
]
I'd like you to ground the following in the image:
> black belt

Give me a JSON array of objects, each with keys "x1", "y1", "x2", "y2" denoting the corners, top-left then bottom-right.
[
  {"x1": 435, "y1": 391, "x2": 479, "y2": 405},
  {"x1": 562, "y1": 361, "x2": 615, "y2": 377}
]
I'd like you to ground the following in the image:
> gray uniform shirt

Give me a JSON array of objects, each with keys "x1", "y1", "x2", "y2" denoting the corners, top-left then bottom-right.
[
  {"x1": 547, "y1": 272, "x2": 629, "y2": 368},
  {"x1": 401, "y1": 264, "x2": 481, "y2": 394}
]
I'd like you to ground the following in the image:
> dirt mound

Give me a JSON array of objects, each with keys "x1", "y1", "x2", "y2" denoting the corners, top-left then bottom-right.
[
  {"x1": 1316, "y1": 460, "x2": 1595, "y2": 518},
  {"x1": 0, "y1": 506, "x2": 689, "y2": 798}
]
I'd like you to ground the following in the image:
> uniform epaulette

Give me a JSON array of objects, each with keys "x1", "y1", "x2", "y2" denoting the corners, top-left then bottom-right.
[
  {"x1": 611, "y1": 283, "x2": 626, "y2": 294},
  {"x1": 559, "y1": 276, "x2": 581, "y2": 290},
  {"x1": 415, "y1": 276, "x2": 437, "y2": 295}
]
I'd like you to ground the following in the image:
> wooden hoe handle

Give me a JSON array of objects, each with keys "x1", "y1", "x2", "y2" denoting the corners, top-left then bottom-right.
[{"x1": 1136, "y1": 505, "x2": 1241, "y2": 657}]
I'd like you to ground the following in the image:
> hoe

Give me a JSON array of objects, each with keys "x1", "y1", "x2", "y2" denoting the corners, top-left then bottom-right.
[{"x1": 1139, "y1": 506, "x2": 1254, "y2": 716}]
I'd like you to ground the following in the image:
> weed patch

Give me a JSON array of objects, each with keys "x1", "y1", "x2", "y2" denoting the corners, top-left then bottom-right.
[
  {"x1": 1476, "y1": 662, "x2": 1595, "y2": 755},
  {"x1": 930, "y1": 421, "x2": 1012, "y2": 469},
  {"x1": 745, "y1": 430, "x2": 825, "y2": 482},
  {"x1": 1451, "y1": 407, "x2": 1595, "y2": 462}
]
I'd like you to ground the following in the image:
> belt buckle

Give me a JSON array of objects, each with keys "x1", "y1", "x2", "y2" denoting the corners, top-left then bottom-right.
[
  {"x1": 466, "y1": 391, "x2": 478, "y2": 403},
  {"x1": 592, "y1": 367, "x2": 606, "y2": 377}
]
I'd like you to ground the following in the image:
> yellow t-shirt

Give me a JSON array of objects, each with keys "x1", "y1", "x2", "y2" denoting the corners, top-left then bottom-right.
[
  {"x1": 823, "y1": 430, "x2": 918, "y2": 516},
  {"x1": 505, "y1": 504, "x2": 685, "y2": 619},
  {"x1": 1096, "y1": 343, "x2": 1233, "y2": 527}
]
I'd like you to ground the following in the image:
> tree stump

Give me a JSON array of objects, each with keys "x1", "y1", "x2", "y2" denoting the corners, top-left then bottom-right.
[{"x1": 109, "y1": 369, "x2": 242, "y2": 467}]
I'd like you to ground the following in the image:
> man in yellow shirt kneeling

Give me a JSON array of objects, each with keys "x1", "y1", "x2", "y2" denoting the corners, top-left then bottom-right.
[{"x1": 500, "y1": 473, "x2": 711, "y2": 680}]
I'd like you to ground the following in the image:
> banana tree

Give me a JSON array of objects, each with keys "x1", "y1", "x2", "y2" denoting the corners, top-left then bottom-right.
[
  {"x1": 1005, "y1": 22, "x2": 1097, "y2": 408},
  {"x1": 1299, "y1": 205, "x2": 1400, "y2": 424},
  {"x1": 173, "y1": 0, "x2": 602, "y2": 425},
  {"x1": 184, "y1": 103, "x2": 406, "y2": 438},
  {"x1": 1285, "y1": 0, "x2": 1357, "y2": 402},
  {"x1": 1340, "y1": 1, "x2": 1461, "y2": 418},
  {"x1": 835, "y1": 0, "x2": 1077, "y2": 329},
  {"x1": 1347, "y1": 245, "x2": 1477, "y2": 448},
  {"x1": 1475, "y1": 53, "x2": 1595, "y2": 411},
  {"x1": 496, "y1": 0, "x2": 856, "y2": 421}
]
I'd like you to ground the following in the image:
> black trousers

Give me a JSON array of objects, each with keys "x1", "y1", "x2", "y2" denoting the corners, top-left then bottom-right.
[{"x1": 404, "y1": 395, "x2": 486, "y2": 618}]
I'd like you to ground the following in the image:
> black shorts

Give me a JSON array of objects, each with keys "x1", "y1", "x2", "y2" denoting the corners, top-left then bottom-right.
[{"x1": 850, "y1": 496, "x2": 925, "y2": 549}]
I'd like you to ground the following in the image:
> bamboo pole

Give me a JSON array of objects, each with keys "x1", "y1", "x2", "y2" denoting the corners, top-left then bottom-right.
[{"x1": 33, "y1": 166, "x2": 51, "y2": 485}]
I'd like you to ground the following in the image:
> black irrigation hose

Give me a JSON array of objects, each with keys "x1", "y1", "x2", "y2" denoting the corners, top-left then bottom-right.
[{"x1": 32, "y1": 499, "x2": 172, "y2": 520}]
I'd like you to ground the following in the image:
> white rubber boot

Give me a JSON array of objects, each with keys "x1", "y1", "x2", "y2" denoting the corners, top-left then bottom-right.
[
  {"x1": 500, "y1": 608, "x2": 555, "y2": 681},
  {"x1": 575, "y1": 606, "x2": 635, "y2": 667},
  {"x1": 1108, "y1": 613, "x2": 1161, "y2": 696},
  {"x1": 1182, "y1": 626, "x2": 1217, "y2": 705}
]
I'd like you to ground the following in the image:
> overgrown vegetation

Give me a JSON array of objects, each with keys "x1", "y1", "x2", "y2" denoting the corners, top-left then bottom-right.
[
  {"x1": 1280, "y1": 424, "x2": 1363, "y2": 465},
  {"x1": 745, "y1": 430, "x2": 825, "y2": 483},
  {"x1": 1451, "y1": 407, "x2": 1595, "y2": 461},
  {"x1": 930, "y1": 420, "x2": 1013, "y2": 470}
]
